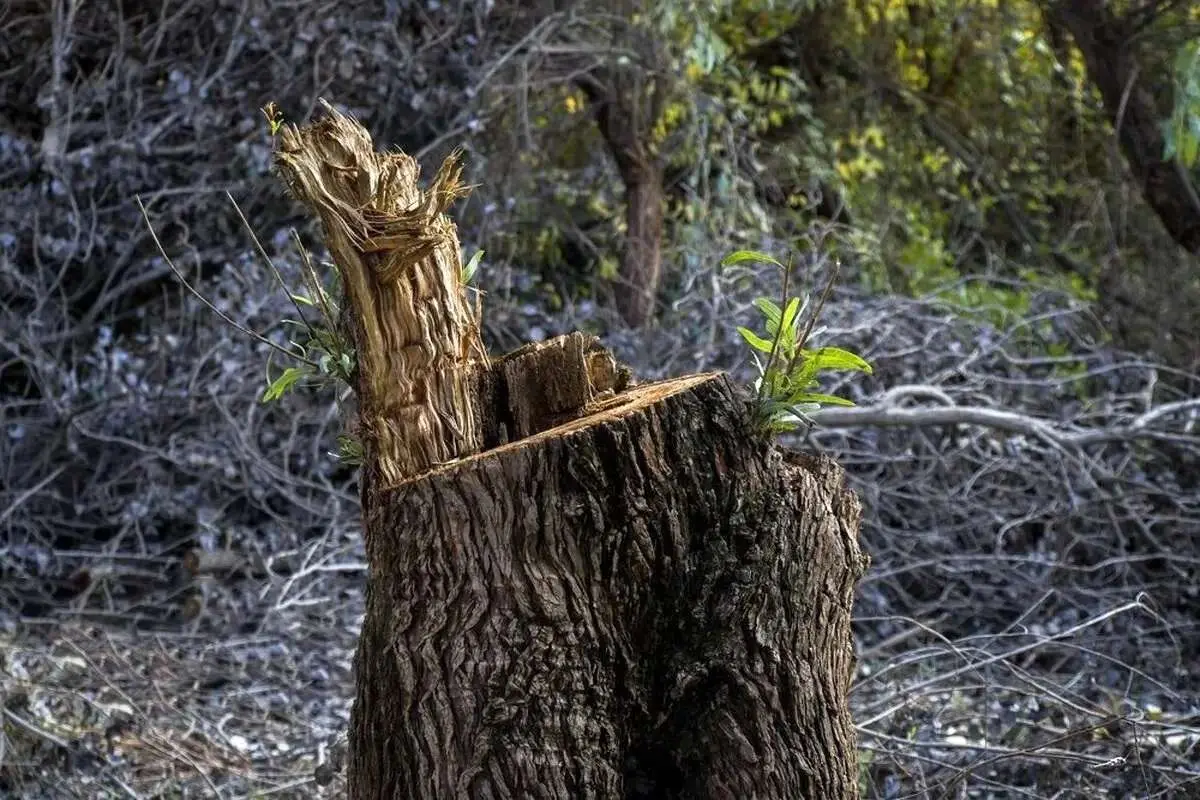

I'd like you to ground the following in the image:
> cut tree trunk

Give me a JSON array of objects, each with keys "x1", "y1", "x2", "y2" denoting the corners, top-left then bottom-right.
[{"x1": 275, "y1": 101, "x2": 869, "y2": 799}]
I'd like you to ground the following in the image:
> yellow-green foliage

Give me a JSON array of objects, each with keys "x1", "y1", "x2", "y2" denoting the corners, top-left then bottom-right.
[
  {"x1": 1165, "y1": 39, "x2": 1200, "y2": 166},
  {"x1": 479, "y1": 0, "x2": 1195, "y2": 329}
]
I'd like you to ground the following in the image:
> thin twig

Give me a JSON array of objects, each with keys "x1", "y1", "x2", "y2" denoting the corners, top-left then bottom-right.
[{"x1": 136, "y1": 195, "x2": 319, "y2": 368}]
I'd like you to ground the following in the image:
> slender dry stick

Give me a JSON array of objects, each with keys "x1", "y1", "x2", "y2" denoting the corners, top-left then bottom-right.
[
  {"x1": 790, "y1": 257, "x2": 841, "y2": 374},
  {"x1": 290, "y1": 228, "x2": 340, "y2": 330},
  {"x1": 0, "y1": 466, "x2": 65, "y2": 527},
  {"x1": 756, "y1": 253, "x2": 794, "y2": 407},
  {"x1": 856, "y1": 597, "x2": 1150, "y2": 725},
  {"x1": 135, "y1": 196, "x2": 319, "y2": 368},
  {"x1": 227, "y1": 191, "x2": 316, "y2": 336}
]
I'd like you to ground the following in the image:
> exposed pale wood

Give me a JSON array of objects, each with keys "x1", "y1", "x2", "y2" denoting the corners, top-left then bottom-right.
[{"x1": 274, "y1": 101, "x2": 487, "y2": 483}]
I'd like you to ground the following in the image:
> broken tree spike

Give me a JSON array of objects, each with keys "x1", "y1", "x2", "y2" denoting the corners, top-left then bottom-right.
[{"x1": 273, "y1": 100, "x2": 487, "y2": 485}]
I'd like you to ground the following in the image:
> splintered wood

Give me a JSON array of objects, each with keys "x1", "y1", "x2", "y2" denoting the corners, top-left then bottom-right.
[{"x1": 274, "y1": 100, "x2": 486, "y2": 484}]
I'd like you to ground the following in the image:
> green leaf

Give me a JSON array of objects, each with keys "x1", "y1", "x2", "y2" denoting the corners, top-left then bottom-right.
[
  {"x1": 780, "y1": 296, "x2": 801, "y2": 339},
  {"x1": 761, "y1": 374, "x2": 785, "y2": 399},
  {"x1": 753, "y1": 297, "x2": 783, "y2": 334},
  {"x1": 721, "y1": 250, "x2": 784, "y2": 268},
  {"x1": 759, "y1": 396, "x2": 791, "y2": 415},
  {"x1": 306, "y1": 328, "x2": 331, "y2": 352},
  {"x1": 462, "y1": 249, "x2": 485, "y2": 284},
  {"x1": 290, "y1": 293, "x2": 316, "y2": 306},
  {"x1": 793, "y1": 392, "x2": 856, "y2": 407},
  {"x1": 334, "y1": 433, "x2": 363, "y2": 464},
  {"x1": 261, "y1": 366, "x2": 311, "y2": 403},
  {"x1": 806, "y1": 347, "x2": 874, "y2": 374},
  {"x1": 738, "y1": 326, "x2": 776, "y2": 353},
  {"x1": 783, "y1": 359, "x2": 821, "y2": 397},
  {"x1": 764, "y1": 418, "x2": 801, "y2": 433}
]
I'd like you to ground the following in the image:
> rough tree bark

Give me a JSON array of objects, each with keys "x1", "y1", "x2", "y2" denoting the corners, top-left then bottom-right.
[{"x1": 275, "y1": 102, "x2": 868, "y2": 799}]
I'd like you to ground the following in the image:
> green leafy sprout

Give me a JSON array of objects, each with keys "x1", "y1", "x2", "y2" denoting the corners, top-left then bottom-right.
[
  {"x1": 257, "y1": 228, "x2": 361, "y2": 463},
  {"x1": 252, "y1": 102, "x2": 355, "y2": 416},
  {"x1": 462, "y1": 248, "x2": 484, "y2": 284},
  {"x1": 724, "y1": 249, "x2": 873, "y2": 435},
  {"x1": 260, "y1": 233, "x2": 355, "y2": 391},
  {"x1": 261, "y1": 102, "x2": 285, "y2": 137},
  {"x1": 249, "y1": 105, "x2": 359, "y2": 461}
]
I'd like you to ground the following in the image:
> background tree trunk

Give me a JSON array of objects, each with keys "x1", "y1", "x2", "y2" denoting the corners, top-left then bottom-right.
[
  {"x1": 576, "y1": 67, "x2": 667, "y2": 329},
  {"x1": 1045, "y1": 0, "x2": 1200, "y2": 255},
  {"x1": 275, "y1": 104, "x2": 868, "y2": 799},
  {"x1": 746, "y1": 2, "x2": 1200, "y2": 372},
  {"x1": 1042, "y1": 0, "x2": 1200, "y2": 372}
]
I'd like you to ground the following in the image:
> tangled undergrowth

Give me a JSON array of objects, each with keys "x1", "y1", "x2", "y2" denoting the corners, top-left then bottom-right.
[{"x1": 2, "y1": 229, "x2": 1199, "y2": 797}]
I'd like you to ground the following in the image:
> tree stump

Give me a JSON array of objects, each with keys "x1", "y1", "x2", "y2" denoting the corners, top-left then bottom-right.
[{"x1": 275, "y1": 101, "x2": 869, "y2": 800}]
